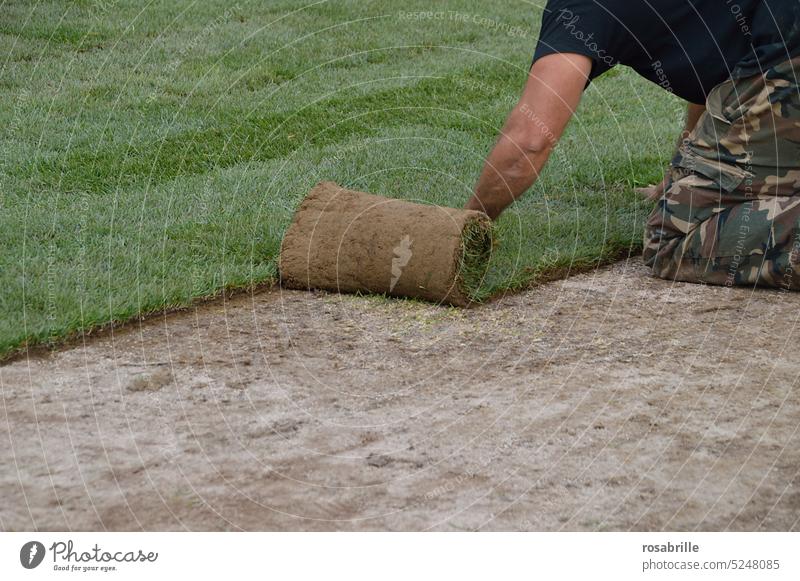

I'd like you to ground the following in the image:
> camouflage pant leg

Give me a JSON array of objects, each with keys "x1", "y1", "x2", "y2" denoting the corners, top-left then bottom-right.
[{"x1": 643, "y1": 56, "x2": 800, "y2": 289}]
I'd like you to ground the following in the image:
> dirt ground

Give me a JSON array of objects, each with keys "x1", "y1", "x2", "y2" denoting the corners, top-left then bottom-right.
[{"x1": 2, "y1": 260, "x2": 799, "y2": 531}]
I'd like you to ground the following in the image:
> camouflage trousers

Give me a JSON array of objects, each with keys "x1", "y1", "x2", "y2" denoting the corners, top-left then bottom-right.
[{"x1": 643, "y1": 56, "x2": 800, "y2": 289}]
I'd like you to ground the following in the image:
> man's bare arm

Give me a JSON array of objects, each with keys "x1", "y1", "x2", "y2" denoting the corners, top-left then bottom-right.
[
  {"x1": 465, "y1": 53, "x2": 592, "y2": 220},
  {"x1": 682, "y1": 102, "x2": 706, "y2": 143},
  {"x1": 636, "y1": 101, "x2": 706, "y2": 201}
]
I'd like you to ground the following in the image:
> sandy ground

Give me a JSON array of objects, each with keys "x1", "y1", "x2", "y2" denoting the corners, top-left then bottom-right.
[{"x1": 1, "y1": 260, "x2": 799, "y2": 531}]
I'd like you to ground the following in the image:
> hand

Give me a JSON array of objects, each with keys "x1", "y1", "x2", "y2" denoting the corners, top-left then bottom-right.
[{"x1": 464, "y1": 196, "x2": 490, "y2": 217}]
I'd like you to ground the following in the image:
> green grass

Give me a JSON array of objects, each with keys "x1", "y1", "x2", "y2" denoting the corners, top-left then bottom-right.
[
  {"x1": 457, "y1": 214, "x2": 494, "y2": 303},
  {"x1": 0, "y1": 0, "x2": 682, "y2": 358}
]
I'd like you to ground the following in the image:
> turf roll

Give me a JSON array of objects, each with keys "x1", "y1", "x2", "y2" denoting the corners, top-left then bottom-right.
[{"x1": 279, "y1": 181, "x2": 493, "y2": 306}]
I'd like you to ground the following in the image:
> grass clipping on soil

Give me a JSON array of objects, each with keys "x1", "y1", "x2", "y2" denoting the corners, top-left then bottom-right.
[{"x1": 279, "y1": 182, "x2": 493, "y2": 307}]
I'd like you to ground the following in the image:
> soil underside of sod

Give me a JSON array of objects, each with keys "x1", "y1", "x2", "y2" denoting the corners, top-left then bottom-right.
[
  {"x1": 278, "y1": 182, "x2": 495, "y2": 307},
  {"x1": 0, "y1": 0, "x2": 679, "y2": 360}
]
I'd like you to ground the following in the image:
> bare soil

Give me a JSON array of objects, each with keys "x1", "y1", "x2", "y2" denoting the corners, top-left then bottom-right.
[{"x1": 2, "y1": 260, "x2": 799, "y2": 531}]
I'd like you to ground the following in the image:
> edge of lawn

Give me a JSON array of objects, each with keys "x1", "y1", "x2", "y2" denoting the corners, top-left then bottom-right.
[{"x1": 0, "y1": 241, "x2": 641, "y2": 366}]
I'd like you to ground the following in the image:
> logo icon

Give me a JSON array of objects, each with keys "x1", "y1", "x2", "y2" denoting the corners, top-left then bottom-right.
[
  {"x1": 20, "y1": 541, "x2": 45, "y2": 569},
  {"x1": 390, "y1": 235, "x2": 413, "y2": 291}
]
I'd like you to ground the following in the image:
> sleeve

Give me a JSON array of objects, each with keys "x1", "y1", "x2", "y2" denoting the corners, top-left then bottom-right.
[
  {"x1": 532, "y1": 0, "x2": 619, "y2": 81},
  {"x1": 733, "y1": 0, "x2": 800, "y2": 79}
]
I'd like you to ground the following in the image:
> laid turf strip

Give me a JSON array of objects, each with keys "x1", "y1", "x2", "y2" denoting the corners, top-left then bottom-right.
[
  {"x1": 0, "y1": 1, "x2": 680, "y2": 359},
  {"x1": 280, "y1": 182, "x2": 493, "y2": 306}
]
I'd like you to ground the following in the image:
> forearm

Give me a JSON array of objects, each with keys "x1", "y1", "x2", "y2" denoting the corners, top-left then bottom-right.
[
  {"x1": 466, "y1": 133, "x2": 552, "y2": 220},
  {"x1": 677, "y1": 102, "x2": 706, "y2": 151},
  {"x1": 464, "y1": 53, "x2": 591, "y2": 220}
]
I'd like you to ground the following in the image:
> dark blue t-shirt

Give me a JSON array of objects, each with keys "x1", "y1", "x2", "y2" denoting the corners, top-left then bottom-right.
[{"x1": 533, "y1": 0, "x2": 800, "y2": 104}]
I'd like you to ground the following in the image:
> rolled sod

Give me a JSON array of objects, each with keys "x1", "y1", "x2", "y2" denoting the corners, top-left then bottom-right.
[{"x1": 279, "y1": 182, "x2": 493, "y2": 306}]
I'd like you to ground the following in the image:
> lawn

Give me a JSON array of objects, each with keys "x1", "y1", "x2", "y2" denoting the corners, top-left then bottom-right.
[{"x1": 0, "y1": 0, "x2": 682, "y2": 358}]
